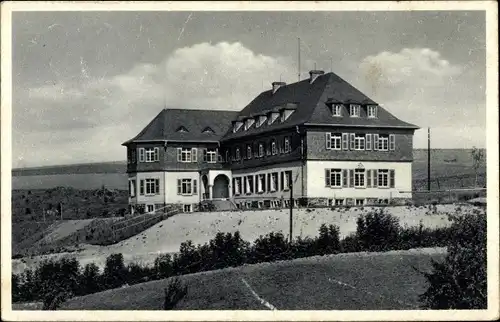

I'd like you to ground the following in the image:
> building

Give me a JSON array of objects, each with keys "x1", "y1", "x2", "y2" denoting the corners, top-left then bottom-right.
[{"x1": 122, "y1": 70, "x2": 419, "y2": 214}]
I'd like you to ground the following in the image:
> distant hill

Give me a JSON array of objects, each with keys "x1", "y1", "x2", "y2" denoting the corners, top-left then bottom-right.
[{"x1": 11, "y1": 149, "x2": 486, "y2": 190}]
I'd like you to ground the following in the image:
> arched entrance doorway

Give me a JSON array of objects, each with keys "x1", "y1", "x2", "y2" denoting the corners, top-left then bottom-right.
[{"x1": 213, "y1": 174, "x2": 230, "y2": 199}]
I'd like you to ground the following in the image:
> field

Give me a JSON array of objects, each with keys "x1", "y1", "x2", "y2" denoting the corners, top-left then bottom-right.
[
  {"x1": 11, "y1": 203, "x2": 469, "y2": 276},
  {"x1": 58, "y1": 248, "x2": 446, "y2": 310},
  {"x1": 11, "y1": 149, "x2": 486, "y2": 190}
]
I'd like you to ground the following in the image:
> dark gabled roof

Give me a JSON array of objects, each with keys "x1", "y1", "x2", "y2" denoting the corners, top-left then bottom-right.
[
  {"x1": 122, "y1": 108, "x2": 239, "y2": 145},
  {"x1": 221, "y1": 72, "x2": 418, "y2": 140}
]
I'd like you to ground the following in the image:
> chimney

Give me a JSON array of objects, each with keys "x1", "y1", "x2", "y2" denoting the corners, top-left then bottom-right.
[
  {"x1": 309, "y1": 70, "x2": 325, "y2": 84},
  {"x1": 272, "y1": 81, "x2": 286, "y2": 94}
]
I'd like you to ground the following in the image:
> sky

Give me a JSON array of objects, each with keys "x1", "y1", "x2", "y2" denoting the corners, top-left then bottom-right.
[{"x1": 11, "y1": 10, "x2": 486, "y2": 168}]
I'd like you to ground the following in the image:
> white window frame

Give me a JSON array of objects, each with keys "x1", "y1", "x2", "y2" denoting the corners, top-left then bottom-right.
[
  {"x1": 378, "y1": 169, "x2": 390, "y2": 188},
  {"x1": 233, "y1": 122, "x2": 243, "y2": 133},
  {"x1": 244, "y1": 118, "x2": 255, "y2": 131},
  {"x1": 378, "y1": 135, "x2": 389, "y2": 151},
  {"x1": 258, "y1": 143, "x2": 264, "y2": 157},
  {"x1": 329, "y1": 169, "x2": 342, "y2": 188},
  {"x1": 268, "y1": 113, "x2": 279, "y2": 125},
  {"x1": 146, "y1": 204, "x2": 155, "y2": 213},
  {"x1": 247, "y1": 145, "x2": 252, "y2": 159},
  {"x1": 284, "y1": 137, "x2": 290, "y2": 153},
  {"x1": 180, "y1": 179, "x2": 193, "y2": 195},
  {"x1": 129, "y1": 180, "x2": 136, "y2": 197},
  {"x1": 367, "y1": 105, "x2": 378, "y2": 118},
  {"x1": 235, "y1": 148, "x2": 241, "y2": 161},
  {"x1": 271, "y1": 140, "x2": 277, "y2": 155},
  {"x1": 245, "y1": 175, "x2": 253, "y2": 194},
  {"x1": 330, "y1": 133, "x2": 342, "y2": 150},
  {"x1": 355, "y1": 199, "x2": 365, "y2": 206},
  {"x1": 183, "y1": 204, "x2": 192, "y2": 213},
  {"x1": 178, "y1": 148, "x2": 192, "y2": 163},
  {"x1": 205, "y1": 148, "x2": 217, "y2": 163},
  {"x1": 354, "y1": 169, "x2": 366, "y2": 188},
  {"x1": 144, "y1": 178, "x2": 159, "y2": 195},
  {"x1": 258, "y1": 174, "x2": 265, "y2": 193},
  {"x1": 350, "y1": 104, "x2": 361, "y2": 117},
  {"x1": 283, "y1": 171, "x2": 291, "y2": 191},
  {"x1": 334, "y1": 199, "x2": 344, "y2": 206},
  {"x1": 332, "y1": 104, "x2": 342, "y2": 117},
  {"x1": 354, "y1": 134, "x2": 366, "y2": 150},
  {"x1": 138, "y1": 148, "x2": 145, "y2": 162},
  {"x1": 271, "y1": 172, "x2": 278, "y2": 192},
  {"x1": 234, "y1": 177, "x2": 242, "y2": 195}
]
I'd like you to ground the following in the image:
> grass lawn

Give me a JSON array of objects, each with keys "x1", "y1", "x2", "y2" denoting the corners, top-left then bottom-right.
[{"x1": 60, "y1": 249, "x2": 446, "y2": 310}]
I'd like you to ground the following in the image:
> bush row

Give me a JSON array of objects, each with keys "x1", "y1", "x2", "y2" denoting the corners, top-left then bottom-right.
[{"x1": 12, "y1": 209, "x2": 482, "y2": 309}]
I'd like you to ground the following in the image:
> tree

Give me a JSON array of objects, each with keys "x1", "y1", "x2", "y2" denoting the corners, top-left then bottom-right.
[{"x1": 471, "y1": 147, "x2": 484, "y2": 187}]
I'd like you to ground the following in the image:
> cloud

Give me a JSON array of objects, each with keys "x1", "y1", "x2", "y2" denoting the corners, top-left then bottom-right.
[
  {"x1": 13, "y1": 41, "x2": 296, "y2": 167},
  {"x1": 355, "y1": 47, "x2": 485, "y2": 147}
]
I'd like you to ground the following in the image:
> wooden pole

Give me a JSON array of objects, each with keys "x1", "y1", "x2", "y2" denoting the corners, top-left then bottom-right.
[
  {"x1": 427, "y1": 127, "x2": 431, "y2": 191},
  {"x1": 298, "y1": 37, "x2": 301, "y2": 82},
  {"x1": 289, "y1": 173, "x2": 293, "y2": 244}
]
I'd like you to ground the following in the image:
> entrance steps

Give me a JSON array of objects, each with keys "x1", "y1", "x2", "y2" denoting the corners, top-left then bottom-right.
[{"x1": 201, "y1": 199, "x2": 237, "y2": 212}]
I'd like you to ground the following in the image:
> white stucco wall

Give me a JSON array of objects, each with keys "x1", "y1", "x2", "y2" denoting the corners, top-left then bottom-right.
[
  {"x1": 165, "y1": 171, "x2": 201, "y2": 204},
  {"x1": 306, "y1": 160, "x2": 412, "y2": 199},
  {"x1": 128, "y1": 171, "x2": 166, "y2": 205}
]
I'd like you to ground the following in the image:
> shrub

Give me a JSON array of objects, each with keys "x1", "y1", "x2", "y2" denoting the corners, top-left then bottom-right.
[
  {"x1": 316, "y1": 224, "x2": 340, "y2": 255},
  {"x1": 127, "y1": 263, "x2": 152, "y2": 285},
  {"x1": 249, "y1": 232, "x2": 291, "y2": 264},
  {"x1": 163, "y1": 277, "x2": 188, "y2": 310},
  {"x1": 43, "y1": 290, "x2": 72, "y2": 310},
  {"x1": 103, "y1": 253, "x2": 127, "y2": 289},
  {"x1": 154, "y1": 254, "x2": 174, "y2": 279},
  {"x1": 419, "y1": 213, "x2": 487, "y2": 309},
  {"x1": 356, "y1": 209, "x2": 400, "y2": 252},
  {"x1": 78, "y1": 263, "x2": 102, "y2": 296},
  {"x1": 339, "y1": 234, "x2": 361, "y2": 253}
]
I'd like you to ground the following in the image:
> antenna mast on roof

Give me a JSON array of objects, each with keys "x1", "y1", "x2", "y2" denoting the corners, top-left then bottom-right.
[
  {"x1": 298, "y1": 37, "x2": 301, "y2": 82},
  {"x1": 330, "y1": 58, "x2": 333, "y2": 73}
]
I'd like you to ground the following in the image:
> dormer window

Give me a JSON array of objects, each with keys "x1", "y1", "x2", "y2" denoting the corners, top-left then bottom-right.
[
  {"x1": 280, "y1": 109, "x2": 295, "y2": 123},
  {"x1": 233, "y1": 121, "x2": 243, "y2": 133},
  {"x1": 244, "y1": 118, "x2": 255, "y2": 131},
  {"x1": 367, "y1": 105, "x2": 378, "y2": 118},
  {"x1": 268, "y1": 112, "x2": 279, "y2": 125},
  {"x1": 332, "y1": 104, "x2": 343, "y2": 117},
  {"x1": 349, "y1": 104, "x2": 361, "y2": 117},
  {"x1": 256, "y1": 115, "x2": 267, "y2": 128},
  {"x1": 202, "y1": 127, "x2": 215, "y2": 134},
  {"x1": 176, "y1": 126, "x2": 189, "y2": 133}
]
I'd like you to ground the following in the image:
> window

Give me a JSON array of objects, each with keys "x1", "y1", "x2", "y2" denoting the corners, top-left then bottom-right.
[
  {"x1": 245, "y1": 175, "x2": 254, "y2": 194},
  {"x1": 146, "y1": 204, "x2": 155, "y2": 213},
  {"x1": 268, "y1": 112, "x2": 279, "y2": 125},
  {"x1": 129, "y1": 149, "x2": 137, "y2": 164},
  {"x1": 342, "y1": 133, "x2": 349, "y2": 150},
  {"x1": 271, "y1": 139, "x2": 277, "y2": 155},
  {"x1": 355, "y1": 199, "x2": 365, "y2": 206},
  {"x1": 389, "y1": 134, "x2": 395, "y2": 151},
  {"x1": 378, "y1": 169, "x2": 389, "y2": 188},
  {"x1": 258, "y1": 143, "x2": 264, "y2": 157},
  {"x1": 177, "y1": 178, "x2": 197, "y2": 195},
  {"x1": 142, "y1": 178, "x2": 160, "y2": 195},
  {"x1": 183, "y1": 204, "x2": 192, "y2": 213},
  {"x1": 233, "y1": 177, "x2": 242, "y2": 195},
  {"x1": 332, "y1": 104, "x2": 342, "y2": 117},
  {"x1": 325, "y1": 169, "x2": 342, "y2": 188},
  {"x1": 327, "y1": 133, "x2": 342, "y2": 150},
  {"x1": 282, "y1": 171, "x2": 291, "y2": 190},
  {"x1": 202, "y1": 127, "x2": 214, "y2": 134},
  {"x1": 257, "y1": 115, "x2": 267, "y2": 128},
  {"x1": 378, "y1": 134, "x2": 389, "y2": 151},
  {"x1": 353, "y1": 134, "x2": 366, "y2": 150},
  {"x1": 247, "y1": 145, "x2": 252, "y2": 159},
  {"x1": 281, "y1": 109, "x2": 294, "y2": 122},
  {"x1": 203, "y1": 148, "x2": 217, "y2": 163},
  {"x1": 271, "y1": 172, "x2": 278, "y2": 192},
  {"x1": 354, "y1": 169, "x2": 365, "y2": 188},
  {"x1": 284, "y1": 137, "x2": 291, "y2": 153},
  {"x1": 177, "y1": 148, "x2": 197, "y2": 163},
  {"x1": 350, "y1": 104, "x2": 361, "y2": 117},
  {"x1": 366, "y1": 134, "x2": 372, "y2": 150},
  {"x1": 367, "y1": 105, "x2": 378, "y2": 118},
  {"x1": 335, "y1": 199, "x2": 344, "y2": 206},
  {"x1": 258, "y1": 174, "x2": 265, "y2": 193},
  {"x1": 129, "y1": 180, "x2": 136, "y2": 197},
  {"x1": 144, "y1": 147, "x2": 159, "y2": 162},
  {"x1": 233, "y1": 121, "x2": 243, "y2": 133},
  {"x1": 235, "y1": 147, "x2": 241, "y2": 161},
  {"x1": 244, "y1": 118, "x2": 255, "y2": 130},
  {"x1": 176, "y1": 126, "x2": 189, "y2": 133}
]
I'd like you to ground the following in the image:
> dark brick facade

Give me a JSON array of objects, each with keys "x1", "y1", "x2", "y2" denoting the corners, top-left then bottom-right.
[{"x1": 305, "y1": 127, "x2": 415, "y2": 162}]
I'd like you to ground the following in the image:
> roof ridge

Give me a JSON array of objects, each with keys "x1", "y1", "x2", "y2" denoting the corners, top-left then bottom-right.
[{"x1": 163, "y1": 107, "x2": 239, "y2": 113}]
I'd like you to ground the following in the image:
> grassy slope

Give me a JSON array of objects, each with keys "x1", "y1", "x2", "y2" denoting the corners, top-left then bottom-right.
[
  {"x1": 61, "y1": 249, "x2": 446, "y2": 310},
  {"x1": 12, "y1": 204, "x2": 463, "y2": 275}
]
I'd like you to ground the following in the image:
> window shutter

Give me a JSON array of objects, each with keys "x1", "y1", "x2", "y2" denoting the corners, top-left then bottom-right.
[
  {"x1": 389, "y1": 134, "x2": 396, "y2": 151},
  {"x1": 177, "y1": 148, "x2": 182, "y2": 162},
  {"x1": 193, "y1": 179, "x2": 198, "y2": 194},
  {"x1": 367, "y1": 170, "x2": 372, "y2": 188},
  {"x1": 177, "y1": 179, "x2": 181, "y2": 195},
  {"x1": 342, "y1": 169, "x2": 348, "y2": 187},
  {"x1": 232, "y1": 178, "x2": 236, "y2": 195},
  {"x1": 243, "y1": 177, "x2": 247, "y2": 194},
  {"x1": 155, "y1": 179, "x2": 160, "y2": 194},
  {"x1": 342, "y1": 133, "x2": 348, "y2": 150},
  {"x1": 203, "y1": 149, "x2": 207, "y2": 162},
  {"x1": 192, "y1": 148, "x2": 197, "y2": 162},
  {"x1": 349, "y1": 170, "x2": 354, "y2": 187},
  {"x1": 389, "y1": 170, "x2": 395, "y2": 188},
  {"x1": 140, "y1": 179, "x2": 144, "y2": 195},
  {"x1": 326, "y1": 133, "x2": 331, "y2": 150},
  {"x1": 373, "y1": 134, "x2": 379, "y2": 150},
  {"x1": 350, "y1": 133, "x2": 355, "y2": 150},
  {"x1": 139, "y1": 148, "x2": 145, "y2": 162},
  {"x1": 325, "y1": 169, "x2": 331, "y2": 187},
  {"x1": 267, "y1": 173, "x2": 271, "y2": 192},
  {"x1": 280, "y1": 172, "x2": 284, "y2": 190},
  {"x1": 373, "y1": 170, "x2": 378, "y2": 187},
  {"x1": 366, "y1": 134, "x2": 372, "y2": 150},
  {"x1": 154, "y1": 147, "x2": 160, "y2": 161}
]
